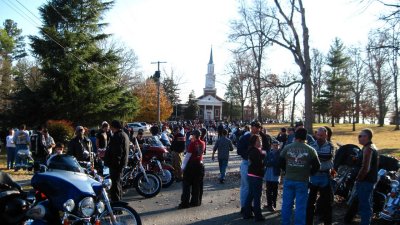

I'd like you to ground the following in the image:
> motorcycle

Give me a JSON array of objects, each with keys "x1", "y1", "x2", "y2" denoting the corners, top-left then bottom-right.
[
  {"x1": 141, "y1": 142, "x2": 175, "y2": 188},
  {"x1": 332, "y1": 144, "x2": 361, "y2": 200},
  {"x1": 14, "y1": 148, "x2": 34, "y2": 172},
  {"x1": 0, "y1": 171, "x2": 32, "y2": 225},
  {"x1": 118, "y1": 141, "x2": 162, "y2": 198},
  {"x1": 342, "y1": 153, "x2": 399, "y2": 223},
  {"x1": 26, "y1": 154, "x2": 142, "y2": 225},
  {"x1": 379, "y1": 168, "x2": 400, "y2": 224}
]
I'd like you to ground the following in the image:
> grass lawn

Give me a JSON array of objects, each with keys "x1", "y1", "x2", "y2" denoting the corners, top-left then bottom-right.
[{"x1": 264, "y1": 123, "x2": 400, "y2": 158}]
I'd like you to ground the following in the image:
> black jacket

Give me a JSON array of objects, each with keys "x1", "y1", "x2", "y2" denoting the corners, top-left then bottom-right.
[
  {"x1": 171, "y1": 133, "x2": 185, "y2": 153},
  {"x1": 105, "y1": 130, "x2": 129, "y2": 171},
  {"x1": 67, "y1": 136, "x2": 92, "y2": 161},
  {"x1": 248, "y1": 147, "x2": 264, "y2": 177},
  {"x1": 260, "y1": 131, "x2": 272, "y2": 152}
]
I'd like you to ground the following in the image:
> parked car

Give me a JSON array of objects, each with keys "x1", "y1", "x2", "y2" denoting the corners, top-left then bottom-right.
[
  {"x1": 127, "y1": 123, "x2": 148, "y2": 132},
  {"x1": 137, "y1": 122, "x2": 151, "y2": 130}
]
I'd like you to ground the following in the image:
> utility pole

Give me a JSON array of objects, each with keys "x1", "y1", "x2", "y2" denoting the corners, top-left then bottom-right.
[{"x1": 151, "y1": 61, "x2": 167, "y2": 130}]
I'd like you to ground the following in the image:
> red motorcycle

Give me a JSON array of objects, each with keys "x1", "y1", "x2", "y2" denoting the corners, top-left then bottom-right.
[{"x1": 140, "y1": 137, "x2": 175, "y2": 188}]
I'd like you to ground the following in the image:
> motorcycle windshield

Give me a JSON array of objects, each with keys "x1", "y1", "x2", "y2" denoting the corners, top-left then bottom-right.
[
  {"x1": 31, "y1": 171, "x2": 100, "y2": 211},
  {"x1": 47, "y1": 154, "x2": 83, "y2": 173}
]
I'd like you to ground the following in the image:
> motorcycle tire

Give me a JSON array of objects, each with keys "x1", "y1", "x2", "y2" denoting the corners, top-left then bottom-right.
[
  {"x1": 134, "y1": 171, "x2": 161, "y2": 198},
  {"x1": 344, "y1": 199, "x2": 358, "y2": 224},
  {"x1": 98, "y1": 202, "x2": 142, "y2": 225},
  {"x1": 159, "y1": 169, "x2": 175, "y2": 188}
]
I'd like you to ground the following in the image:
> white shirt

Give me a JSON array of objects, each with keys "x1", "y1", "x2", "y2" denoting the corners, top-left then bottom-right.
[{"x1": 6, "y1": 135, "x2": 16, "y2": 148}]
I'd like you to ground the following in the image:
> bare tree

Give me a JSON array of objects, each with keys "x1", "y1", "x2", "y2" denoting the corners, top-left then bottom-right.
[
  {"x1": 366, "y1": 29, "x2": 393, "y2": 126},
  {"x1": 229, "y1": 0, "x2": 275, "y2": 122},
  {"x1": 226, "y1": 51, "x2": 254, "y2": 121},
  {"x1": 347, "y1": 46, "x2": 368, "y2": 123},
  {"x1": 264, "y1": 0, "x2": 313, "y2": 132},
  {"x1": 386, "y1": 23, "x2": 400, "y2": 129},
  {"x1": 311, "y1": 48, "x2": 324, "y2": 123},
  {"x1": 290, "y1": 83, "x2": 303, "y2": 127}
]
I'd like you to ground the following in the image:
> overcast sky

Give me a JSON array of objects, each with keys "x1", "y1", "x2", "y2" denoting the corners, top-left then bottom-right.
[{"x1": 0, "y1": 0, "x2": 387, "y2": 104}]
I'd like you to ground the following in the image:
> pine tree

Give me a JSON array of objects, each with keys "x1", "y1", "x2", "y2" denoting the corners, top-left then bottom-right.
[
  {"x1": 322, "y1": 38, "x2": 351, "y2": 127},
  {"x1": 184, "y1": 91, "x2": 199, "y2": 120},
  {"x1": 25, "y1": 0, "x2": 137, "y2": 125}
]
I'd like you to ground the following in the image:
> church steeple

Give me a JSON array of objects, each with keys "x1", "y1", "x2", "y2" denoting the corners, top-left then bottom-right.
[
  {"x1": 209, "y1": 48, "x2": 213, "y2": 64},
  {"x1": 205, "y1": 47, "x2": 216, "y2": 96}
]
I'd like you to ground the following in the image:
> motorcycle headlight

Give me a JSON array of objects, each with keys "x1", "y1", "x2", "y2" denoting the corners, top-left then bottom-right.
[
  {"x1": 102, "y1": 178, "x2": 112, "y2": 190},
  {"x1": 79, "y1": 197, "x2": 95, "y2": 217},
  {"x1": 96, "y1": 201, "x2": 105, "y2": 214},
  {"x1": 63, "y1": 199, "x2": 75, "y2": 212}
]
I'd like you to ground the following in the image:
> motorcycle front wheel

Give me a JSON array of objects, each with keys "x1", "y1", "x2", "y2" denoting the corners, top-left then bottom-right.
[
  {"x1": 98, "y1": 204, "x2": 142, "y2": 225},
  {"x1": 159, "y1": 169, "x2": 175, "y2": 188},
  {"x1": 134, "y1": 171, "x2": 161, "y2": 198}
]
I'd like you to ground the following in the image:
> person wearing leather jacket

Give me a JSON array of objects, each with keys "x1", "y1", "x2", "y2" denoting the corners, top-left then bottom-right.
[
  {"x1": 104, "y1": 120, "x2": 129, "y2": 202},
  {"x1": 67, "y1": 126, "x2": 93, "y2": 162}
]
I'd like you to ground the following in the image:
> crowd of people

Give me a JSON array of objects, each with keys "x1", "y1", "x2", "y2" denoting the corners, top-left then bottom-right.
[{"x1": 2, "y1": 119, "x2": 379, "y2": 225}]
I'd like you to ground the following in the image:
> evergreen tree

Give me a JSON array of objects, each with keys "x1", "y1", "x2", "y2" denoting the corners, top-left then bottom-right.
[
  {"x1": 184, "y1": 91, "x2": 199, "y2": 120},
  {"x1": 0, "y1": 19, "x2": 26, "y2": 121},
  {"x1": 3, "y1": 19, "x2": 26, "y2": 60},
  {"x1": 23, "y1": 0, "x2": 137, "y2": 126},
  {"x1": 321, "y1": 38, "x2": 352, "y2": 127}
]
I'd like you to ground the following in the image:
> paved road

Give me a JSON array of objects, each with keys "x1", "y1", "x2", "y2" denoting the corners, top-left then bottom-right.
[
  {"x1": 123, "y1": 145, "x2": 283, "y2": 225},
  {"x1": 123, "y1": 144, "x2": 372, "y2": 225}
]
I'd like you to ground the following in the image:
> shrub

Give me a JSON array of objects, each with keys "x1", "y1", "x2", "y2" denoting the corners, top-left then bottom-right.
[{"x1": 46, "y1": 120, "x2": 74, "y2": 145}]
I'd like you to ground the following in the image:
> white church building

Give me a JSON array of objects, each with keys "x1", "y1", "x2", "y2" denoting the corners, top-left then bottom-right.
[{"x1": 196, "y1": 48, "x2": 224, "y2": 121}]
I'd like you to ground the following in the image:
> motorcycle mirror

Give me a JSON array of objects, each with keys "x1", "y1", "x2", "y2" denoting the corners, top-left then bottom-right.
[{"x1": 39, "y1": 165, "x2": 48, "y2": 173}]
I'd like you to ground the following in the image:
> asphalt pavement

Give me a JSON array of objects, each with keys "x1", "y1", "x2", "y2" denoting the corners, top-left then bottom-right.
[{"x1": 123, "y1": 144, "x2": 283, "y2": 225}]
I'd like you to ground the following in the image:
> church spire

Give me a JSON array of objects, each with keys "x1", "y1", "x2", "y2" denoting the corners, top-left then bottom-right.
[{"x1": 208, "y1": 47, "x2": 213, "y2": 64}]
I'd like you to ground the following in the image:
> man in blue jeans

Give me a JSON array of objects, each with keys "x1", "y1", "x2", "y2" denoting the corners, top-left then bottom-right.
[
  {"x1": 354, "y1": 128, "x2": 378, "y2": 225},
  {"x1": 279, "y1": 128, "x2": 320, "y2": 225},
  {"x1": 212, "y1": 129, "x2": 234, "y2": 183}
]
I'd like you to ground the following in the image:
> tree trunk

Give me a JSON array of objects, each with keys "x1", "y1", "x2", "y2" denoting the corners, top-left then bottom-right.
[
  {"x1": 256, "y1": 67, "x2": 262, "y2": 122},
  {"x1": 393, "y1": 48, "x2": 399, "y2": 130},
  {"x1": 355, "y1": 96, "x2": 360, "y2": 123},
  {"x1": 241, "y1": 100, "x2": 245, "y2": 122},
  {"x1": 377, "y1": 84, "x2": 385, "y2": 127},
  {"x1": 291, "y1": 84, "x2": 303, "y2": 127},
  {"x1": 394, "y1": 75, "x2": 399, "y2": 130}
]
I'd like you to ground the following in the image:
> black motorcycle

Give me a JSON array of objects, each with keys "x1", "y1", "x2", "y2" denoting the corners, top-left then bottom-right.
[
  {"x1": 332, "y1": 144, "x2": 361, "y2": 200},
  {"x1": 341, "y1": 153, "x2": 399, "y2": 223},
  {"x1": 0, "y1": 171, "x2": 32, "y2": 225}
]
